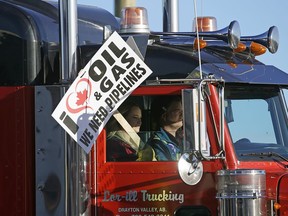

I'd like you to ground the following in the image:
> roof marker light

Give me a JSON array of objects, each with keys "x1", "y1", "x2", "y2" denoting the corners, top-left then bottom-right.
[
  {"x1": 193, "y1": 38, "x2": 207, "y2": 50},
  {"x1": 119, "y1": 7, "x2": 150, "y2": 34},
  {"x1": 250, "y1": 42, "x2": 267, "y2": 56},
  {"x1": 226, "y1": 60, "x2": 237, "y2": 68},
  {"x1": 233, "y1": 42, "x2": 246, "y2": 52}
]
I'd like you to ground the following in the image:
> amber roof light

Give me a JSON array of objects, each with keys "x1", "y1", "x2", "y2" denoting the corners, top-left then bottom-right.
[
  {"x1": 193, "y1": 17, "x2": 217, "y2": 32},
  {"x1": 119, "y1": 7, "x2": 150, "y2": 34}
]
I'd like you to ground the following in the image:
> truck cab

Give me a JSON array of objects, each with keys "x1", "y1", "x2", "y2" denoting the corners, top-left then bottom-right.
[{"x1": 0, "y1": 1, "x2": 288, "y2": 216}]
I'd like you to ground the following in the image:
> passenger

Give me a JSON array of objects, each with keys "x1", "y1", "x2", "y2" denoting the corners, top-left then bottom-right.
[
  {"x1": 147, "y1": 96, "x2": 183, "y2": 161},
  {"x1": 106, "y1": 99, "x2": 155, "y2": 162}
]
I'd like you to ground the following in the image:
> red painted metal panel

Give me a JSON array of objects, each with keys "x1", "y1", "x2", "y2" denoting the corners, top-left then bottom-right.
[
  {"x1": 92, "y1": 130, "x2": 221, "y2": 215},
  {"x1": 0, "y1": 87, "x2": 35, "y2": 216},
  {"x1": 277, "y1": 174, "x2": 288, "y2": 215}
]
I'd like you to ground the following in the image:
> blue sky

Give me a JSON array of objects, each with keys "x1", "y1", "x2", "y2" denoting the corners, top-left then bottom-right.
[{"x1": 78, "y1": 0, "x2": 288, "y2": 74}]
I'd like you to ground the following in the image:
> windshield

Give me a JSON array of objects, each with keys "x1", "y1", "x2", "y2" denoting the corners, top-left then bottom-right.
[{"x1": 225, "y1": 86, "x2": 288, "y2": 161}]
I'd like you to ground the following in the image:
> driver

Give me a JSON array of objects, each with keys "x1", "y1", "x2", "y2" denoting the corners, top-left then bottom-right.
[{"x1": 147, "y1": 96, "x2": 183, "y2": 161}]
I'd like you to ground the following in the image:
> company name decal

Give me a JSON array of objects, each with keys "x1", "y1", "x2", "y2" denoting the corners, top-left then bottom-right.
[{"x1": 103, "y1": 190, "x2": 184, "y2": 204}]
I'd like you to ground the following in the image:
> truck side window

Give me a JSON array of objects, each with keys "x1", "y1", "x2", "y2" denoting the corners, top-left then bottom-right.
[
  {"x1": 105, "y1": 95, "x2": 184, "y2": 162},
  {"x1": 0, "y1": 32, "x2": 25, "y2": 85}
]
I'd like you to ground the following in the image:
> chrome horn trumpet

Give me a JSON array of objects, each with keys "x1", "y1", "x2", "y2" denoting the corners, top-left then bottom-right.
[
  {"x1": 241, "y1": 26, "x2": 279, "y2": 53},
  {"x1": 196, "y1": 20, "x2": 241, "y2": 50},
  {"x1": 151, "y1": 20, "x2": 241, "y2": 50}
]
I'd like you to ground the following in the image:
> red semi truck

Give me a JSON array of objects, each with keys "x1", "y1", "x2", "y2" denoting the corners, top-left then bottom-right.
[{"x1": 1, "y1": 0, "x2": 288, "y2": 215}]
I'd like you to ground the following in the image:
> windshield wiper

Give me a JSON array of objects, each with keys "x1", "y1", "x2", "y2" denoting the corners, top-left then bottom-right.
[{"x1": 241, "y1": 152, "x2": 288, "y2": 168}]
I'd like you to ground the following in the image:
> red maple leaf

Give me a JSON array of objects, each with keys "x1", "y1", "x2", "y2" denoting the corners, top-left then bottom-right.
[{"x1": 76, "y1": 89, "x2": 88, "y2": 106}]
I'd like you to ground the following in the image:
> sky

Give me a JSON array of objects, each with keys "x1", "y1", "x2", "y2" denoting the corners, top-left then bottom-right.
[{"x1": 77, "y1": 0, "x2": 288, "y2": 75}]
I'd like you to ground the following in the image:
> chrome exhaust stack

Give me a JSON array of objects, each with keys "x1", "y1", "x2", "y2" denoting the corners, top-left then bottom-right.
[{"x1": 163, "y1": 0, "x2": 179, "y2": 32}]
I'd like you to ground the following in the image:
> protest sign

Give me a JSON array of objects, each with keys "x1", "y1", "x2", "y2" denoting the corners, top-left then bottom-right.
[{"x1": 52, "y1": 31, "x2": 152, "y2": 153}]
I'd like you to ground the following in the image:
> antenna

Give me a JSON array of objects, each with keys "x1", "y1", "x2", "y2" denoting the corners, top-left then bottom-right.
[{"x1": 193, "y1": 0, "x2": 203, "y2": 79}]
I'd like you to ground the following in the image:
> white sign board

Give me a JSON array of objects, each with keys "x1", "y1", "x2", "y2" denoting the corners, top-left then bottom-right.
[{"x1": 52, "y1": 32, "x2": 152, "y2": 153}]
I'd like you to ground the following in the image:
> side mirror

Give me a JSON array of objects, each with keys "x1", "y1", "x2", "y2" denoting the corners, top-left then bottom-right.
[
  {"x1": 182, "y1": 89, "x2": 210, "y2": 156},
  {"x1": 181, "y1": 79, "x2": 226, "y2": 161}
]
